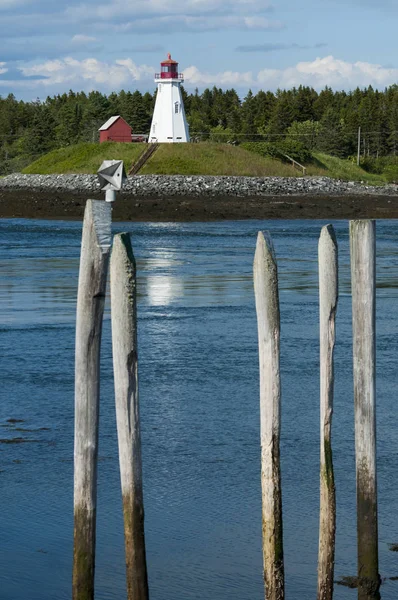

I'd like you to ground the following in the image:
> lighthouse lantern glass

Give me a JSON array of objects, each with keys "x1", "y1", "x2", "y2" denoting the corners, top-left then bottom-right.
[
  {"x1": 161, "y1": 65, "x2": 178, "y2": 79},
  {"x1": 159, "y1": 56, "x2": 179, "y2": 79}
]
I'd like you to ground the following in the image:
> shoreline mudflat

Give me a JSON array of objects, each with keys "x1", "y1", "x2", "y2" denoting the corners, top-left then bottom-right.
[
  {"x1": 1, "y1": 188, "x2": 398, "y2": 221},
  {"x1": 1, "y1": 174, "x2": 398, "y2": 221}
]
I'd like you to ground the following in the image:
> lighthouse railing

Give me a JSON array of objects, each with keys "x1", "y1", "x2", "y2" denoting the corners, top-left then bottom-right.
[{"x1": 155, "y1": 73, "x2": 184, "y2": 80}]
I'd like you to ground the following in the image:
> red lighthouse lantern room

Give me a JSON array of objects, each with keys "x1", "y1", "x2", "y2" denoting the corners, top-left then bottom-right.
[{"x1": 157, "y1": 53, "x2": 180, "y2": 79}]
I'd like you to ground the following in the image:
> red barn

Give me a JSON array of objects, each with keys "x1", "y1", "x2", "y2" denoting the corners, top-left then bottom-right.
[{"x1": 99, "y1": 116, "x2": 132, "y2": 143}]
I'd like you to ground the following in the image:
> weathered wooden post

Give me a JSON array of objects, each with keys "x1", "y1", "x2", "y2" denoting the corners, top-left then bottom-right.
[
  {"x1": 254, "y1": 231, "x2": 284, "y2": 600},
  {"x1": 73, "y1": 199, "x2": 112, "y2": 600},
  {"x1": 350, "y1": 220, "x2": 380, "y2": 599},
  {"x1": 317, "y1": 225, "x2": 338, "y2": 600},
  {"x1": 111, "y1": 233, "x2": 149, "y2": 600}
]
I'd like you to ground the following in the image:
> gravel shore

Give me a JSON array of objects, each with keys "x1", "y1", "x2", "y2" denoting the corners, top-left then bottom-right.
[{"x1": 1, "y1": 172, "x2": 398, "y2": 197}]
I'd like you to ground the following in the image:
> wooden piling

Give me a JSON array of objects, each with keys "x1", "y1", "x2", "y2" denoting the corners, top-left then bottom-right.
[
  {"x1": 350, "y1": 220, "x2": 379, "y2": 599},
  {"x1": 73, "y1": 200, "x2": 112, "y2": 600},
  {"x1": 111, "y1": 233, "x2": 149, "y2": 600},
  {"x1": 317, "y1": 225, "x2": 338, "y2": 600},
  {"x1": 254, "y1": 231, "x2": 284, "y2": 600}
]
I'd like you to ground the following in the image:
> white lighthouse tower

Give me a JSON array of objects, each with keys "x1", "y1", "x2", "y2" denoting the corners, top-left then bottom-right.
[{"x1": 149, "y1": 53, "x2": 190, "y2": 143}]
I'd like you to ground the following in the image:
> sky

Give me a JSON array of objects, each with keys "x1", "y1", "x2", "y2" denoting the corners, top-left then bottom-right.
[{"x1": 0, "y1": 0, "x2": 397, "y2": 100}]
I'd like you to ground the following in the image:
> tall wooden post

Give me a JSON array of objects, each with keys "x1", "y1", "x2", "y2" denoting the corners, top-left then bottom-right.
[
  {"x1": 350, "y1": 220, "x2": 380, "y2": 599},
  {"x1": 110, "y1": 233, "x2": 149, "y2": 600},
  {"x1": 317, "y1": 225, "x2": 338, "y2": 600},
  {"x1": 254, "y1": 231, "x2": 285, "y2": 600},
  {"x1": 73, "y1": 200, "x2": 112, "y2": 600}
]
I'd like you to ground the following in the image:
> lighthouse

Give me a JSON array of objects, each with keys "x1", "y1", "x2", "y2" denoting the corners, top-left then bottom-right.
[{"x1": 149, "y1": 53, "x2": 190, "y2": 143}]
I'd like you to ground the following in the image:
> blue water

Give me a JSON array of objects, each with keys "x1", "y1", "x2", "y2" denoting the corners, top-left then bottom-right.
[{"x1": 1, "y1": 218, "x2": 398, "y2": 600}]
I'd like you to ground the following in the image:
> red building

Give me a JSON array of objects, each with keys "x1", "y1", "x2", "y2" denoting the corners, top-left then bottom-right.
[{"x1": 99, "y1": 115, "x2": 132, "y2": 143}]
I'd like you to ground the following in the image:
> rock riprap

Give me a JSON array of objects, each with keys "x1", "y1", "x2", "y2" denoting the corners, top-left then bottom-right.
[{"x1": 0, "y1": 173, "x2": 397, "y2": 196}]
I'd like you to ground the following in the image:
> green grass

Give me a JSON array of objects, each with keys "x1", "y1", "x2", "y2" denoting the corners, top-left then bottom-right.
[
  {"x1": 22, "y1": 142, "x2": 146, "y2": 175},
  {"x1": 22, "y1": 141, "x2": 299, "y2": 177},
  {"x1": 21, "y1": 142, "x2": 389, "y2": 184},
  {"x1": 309, "y1": 153, "x2": 387, "y2": 185},
  {"x1": 140, "y1": 143, "x2": 298, "y2": 176}
]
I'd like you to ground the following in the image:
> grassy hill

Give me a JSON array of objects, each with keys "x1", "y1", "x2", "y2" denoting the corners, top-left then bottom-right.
[
  {"x1": 23, "y1": 142, "x2": 146, "y2": 175},
  {"x1": 23, "y1": 141, "x2": 300, "y2": 177},
  {"x1": 140, "y1": 143, "x2": 299, "y2": 177},
  {"x1": 21, "y1": 141, "x2": 388, "y2": 184},
  {"x1": 311, "y1": 153, "x2": 386, "y2": 185}
]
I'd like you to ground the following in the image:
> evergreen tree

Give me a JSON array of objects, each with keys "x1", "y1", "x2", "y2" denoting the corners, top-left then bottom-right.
[
  {"x1": 21, "y1": 103, "x2": 57, "y2": 156},
  {"x1": 267, "y1": 90, "x2": 295, "y2": 137},
  {"x1": 313, "y1": 87, "x2": 334, "y2": 121},
  {"x1": 241, "y1": 90, "x2": 257, "y2": 137},
  {"x1": 387, "y1": 87, "x2": 398, "y2": 154},
  {"x1": 224, "y1": 88, "x2": 242, "y2": 134},
  {"x1": 55, "y1": 101, "x2": 84, "y2": 146},
  {"x1": 318, "y1": 107, "x2": 348, "y2": 156},
  {"x1": 254, "y1": 90, "x2": 276, "y2": 132},
  {"x1": 129, "y1": 90, "x2": 151, "y2": 133},
  {"x1": 294, "y1": 86, "x2": 317, "y2": 122}
]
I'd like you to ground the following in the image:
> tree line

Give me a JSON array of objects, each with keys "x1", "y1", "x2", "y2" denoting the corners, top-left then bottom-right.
[{"x1": 1, "y1": 84, "x2": 398, "y2": 174}]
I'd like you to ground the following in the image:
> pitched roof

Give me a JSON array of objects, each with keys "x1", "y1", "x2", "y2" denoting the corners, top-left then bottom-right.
[
  {"x1": 161, "y1": 52, "x2": 178, "y2": 65},
  {"x1": 99, "y1": 115, "x2": 131, "y2": 131}
]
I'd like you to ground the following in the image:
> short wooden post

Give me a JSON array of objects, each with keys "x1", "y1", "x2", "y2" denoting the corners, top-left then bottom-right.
[
  {"x1": 254, "y1": 231, "x2": 285, "y2": 600},
  {"x1": 73, "y1": 200, "x2": 112, "y2": 600},
  {"x1": 350, "y1": 220, "x2": 380, "y2": 599},
  {"x1": 111, "y1": 233, "x2": 149, "y2": 600},
  {"x1": 317, "y1": 225, "x2": 338, "y2": 600}
]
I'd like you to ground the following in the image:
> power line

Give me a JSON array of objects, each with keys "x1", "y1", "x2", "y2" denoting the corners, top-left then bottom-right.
[{"x1": 190, "y1": 130, "x2": 398, "y2": 137}]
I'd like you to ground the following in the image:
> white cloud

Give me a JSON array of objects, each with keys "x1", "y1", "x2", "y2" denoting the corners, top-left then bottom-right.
[
  {"x1": 186, "y1": 55, "x2": 398, "y2": 90},
  {"x1": 184, "y1": 65, "x2": 254, "y2": 86},
  {"x1": 6, "y1": 55, "x2": 398, "y2": 93},
  {"x1": 69, "y1": 0, "x2": 273, "y2": 20},
  {"x1": 236, "y1": 42, "x2": 328, "y2": 53},
  {"x1": 114, "y1": 58, "x2": 153, "y2": 81},
  {"x1": 65, "y1": 0, "x2": 279, "y2": 32},
  {"x1": 108, "y1": 15, "x2": 283, "y2": 33},
  {"x1": 0, "y1": 0, "x2": 32, "y2": 8},
  {"x1": 19, "y1": 57, "x2": 153, "y2": 88},
  {"x1": 0, "y1": 0, "x2": 279, "y2": 36},
  {"x1": 260, "y1": 55, "x2": 398, "y2": 89},
  {"x1": 243, "y1": 16, "x2": 279, "y2": 29},
  {"x1": 71, "y1": 34, "x2": 97, "y2": 44},
  {"x1": 0, "y1": 62, "x2": 8, "y2": 75}
]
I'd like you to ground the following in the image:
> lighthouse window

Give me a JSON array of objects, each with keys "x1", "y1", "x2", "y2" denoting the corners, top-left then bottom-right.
[{"x1": 174, "y1": 102, "x2": 179, "y2": 113}]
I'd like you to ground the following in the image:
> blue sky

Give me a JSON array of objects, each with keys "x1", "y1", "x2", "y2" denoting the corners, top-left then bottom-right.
[{"x1": 0, "y1": 0, "x2": 397, "y2": 99}]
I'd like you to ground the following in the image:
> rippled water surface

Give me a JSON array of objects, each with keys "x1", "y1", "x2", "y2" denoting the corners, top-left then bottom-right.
[{"x1": 1, "y1": 218, "x2": 398, "y2": 600}]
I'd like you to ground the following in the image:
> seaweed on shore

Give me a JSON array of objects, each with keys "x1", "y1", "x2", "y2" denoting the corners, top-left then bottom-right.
[
  {"x1": 14, "y1": 427, "x2": 50, "y2": 432},
  {"x1": 0, "y1": 437, "x2": 43, "y2": 444},
  {"x1": 335, "y1": 576, "x2": 358, "y2": 588}
]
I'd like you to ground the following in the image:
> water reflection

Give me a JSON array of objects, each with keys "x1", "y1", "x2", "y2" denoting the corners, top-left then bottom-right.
[
  {"x1": 2, "y1": 219, "x2": 398, "y2": 326},
  {"x1": 144, "y1": 275, "x2": 184, "y2": 306}
]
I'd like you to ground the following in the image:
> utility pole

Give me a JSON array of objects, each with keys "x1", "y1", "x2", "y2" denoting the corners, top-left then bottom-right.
[{"x1": 357, "y1": 127, "x2": 361, "y2": 167}]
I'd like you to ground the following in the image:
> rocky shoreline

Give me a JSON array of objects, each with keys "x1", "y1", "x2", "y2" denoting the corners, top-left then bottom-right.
[
  {"x1": 1, "y1": 173, "x2": 398, "y2": 221},
  {"x1": 1, "y1": 172, "x2": 398, "y2": 197}
]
